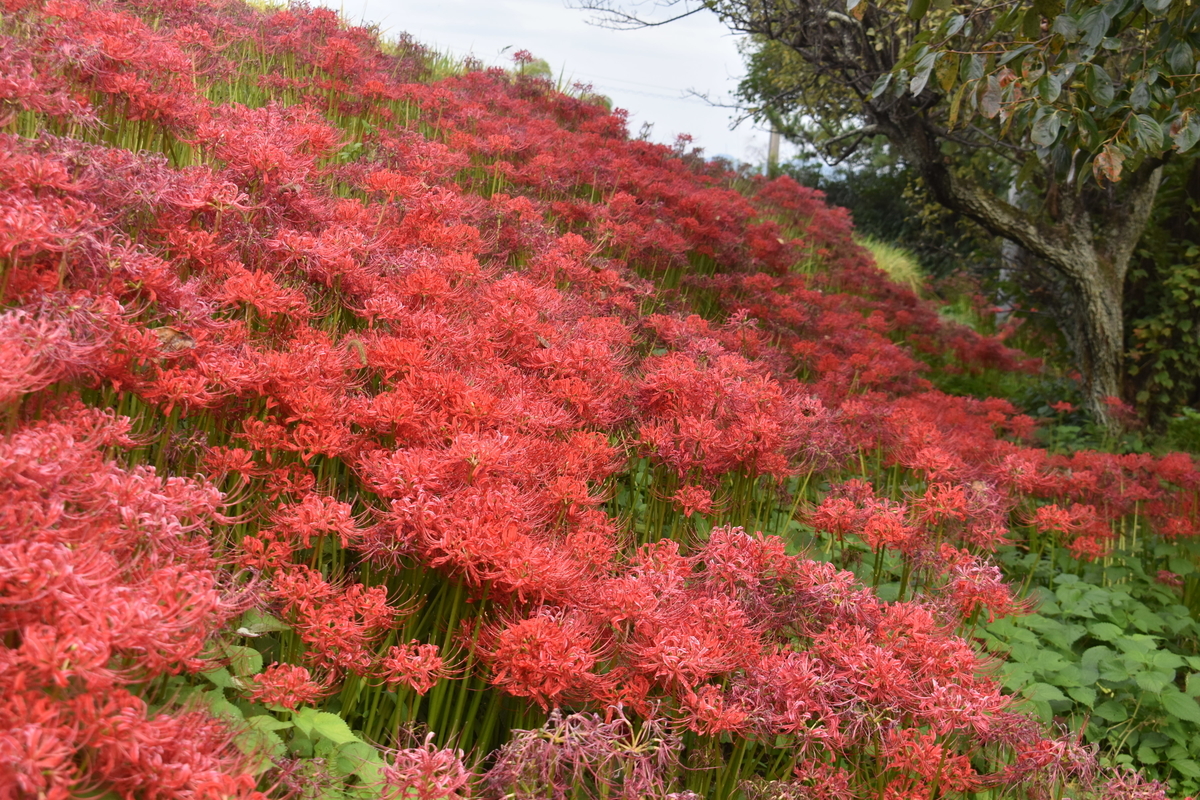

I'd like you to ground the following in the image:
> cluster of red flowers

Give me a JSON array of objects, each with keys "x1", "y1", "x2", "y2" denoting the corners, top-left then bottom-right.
[
  {"x1": 0, "y1": 405, "x2": 260, "y2": 799},
  {"x1": 2, "y1": 0, "x2": 1197, "y2": 797}
]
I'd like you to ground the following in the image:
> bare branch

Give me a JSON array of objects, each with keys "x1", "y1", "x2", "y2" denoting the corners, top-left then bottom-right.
[
  {"x1": 817, "y1": 124, "x2": 879, "y2": 164},
  {"x1": 568, "y1": 0, "x2": 709, "y2": 29}
]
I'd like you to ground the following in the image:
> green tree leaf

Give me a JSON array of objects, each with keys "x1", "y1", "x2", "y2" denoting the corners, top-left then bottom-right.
[
  {"x1": 910, "y1": 51, "x2": 939, "y2": 96},
  {"x1": 1031, "y1": 108, "x2": 1063, "y2": 146}
]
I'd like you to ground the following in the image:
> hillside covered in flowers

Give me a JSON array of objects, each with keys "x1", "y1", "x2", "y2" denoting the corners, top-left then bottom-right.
[{"x1": 3, "y1": 0, "x2": 1200, "y2": 798}]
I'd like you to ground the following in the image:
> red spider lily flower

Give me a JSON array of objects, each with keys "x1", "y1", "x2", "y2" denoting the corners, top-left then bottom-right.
[
  {"x1": 938, "y1": 546, "x2": 1025, "y2": 621},
  {"x1": 911, "y1": 482, "x2": 970, "y2": 527},
  {"x1": 883, "y1": 728, "x2": 979, "y2": 793},
  {"x1": 380, "y1": 641, "x2": 449, "y2": 695},
  {"x1": 272, "y1": 567, "x2": 399, "y2": 675},
  {"x1": 380, "y1": 733, "x2": 471, "y2": 800},
  {"x1": 0, "y1": 709, "x2": 79, "y2": 800},
  {"x1": 1156, "y1": 569, "x2": 1184, "y2": 588},
  {"x1": 679, "y1": 684, "x2": 751, "y2": 736},
  {"x1": 246, "y1": 664, "x2": 329, "y2": 710},
  {"x1": 626, "y1": 594, "x2": 760, "y2": 690},
  {"x1": 670, "y1": 484, "x2": 714, "y2": 517},
  {"x1": 479, "y1": 610, "x2": 603, "y2": 710},
  {"x1": 267, "y1": 492, "x2": 364, "y2": 549},
  {"x1": 860, "y1": 503, "x2": 919, "y2": 554}
]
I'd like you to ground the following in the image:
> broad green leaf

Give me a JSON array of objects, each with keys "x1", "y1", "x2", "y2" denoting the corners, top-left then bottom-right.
[
  {"x1": 1169, "y1": 557, "x2": 1196, "y2": 576},
  {"x1": 1173, "y1": 116, "x2": 1200, "y2": 153},
  {"x1": 334, "y1": 742, "x2": 385, "y2": 781},
  {"x1": 235, "y1": 727, "x2": 287, "y2": 774},
  {"x1": 1162, "y1": 688, "x2": 1200, "y2": 723},
  {"x1": 942, "y1": 14, "x2": 966, "y2": 36},
  {"x1": 1047, "y1": 622, "x2": 1088, "y2": 651},
  {"x1": 1095, "y1": 699, "x2": 1130, "y2": 721},
  {"x1": 1085, "y1": 65, "x2": 1115, "y2": 107},
  {"x1": 1022, "y1": 682, "x2": 1068, "y2": 703},
  {"x1": 199, "y1": 688, "x2": 244, "y2": 721},
  {"x1": 246, "y1": 715, "x2": 294, "y2": 732},
  {"x1": 1153, "y1": 651, "x2": 1185, "y2": 671},
  {"x1": 1114, "y1": 633, "x2": 1157, "y2": 658},
  {"x1": 201, "y1": 667, "x2": 239, "y2": 689},
  {"x1": 1028, "y1": 699, "x2": 1054, "y2": 722},
  {"x1": 998, "y1": 43, "x2": 1034, "y2": 66},
  {"x1": 1169, "y1": 43, "x2": 1194, "y2": 75},
  {"x1": 1130, "y1": 80, "x2": 1150, "y2": 110},
  {"x1": 1143, "y1": 0, "x2": 1170, "y2": 13},
  {"x1": 967, "y1": 53, "x2": 986, "y2": 81},
  {"x1": 1132, "y1": 605, "x2": 1166, "y2": 633},
  {"x1": 1067, "y1": 686, "x2": 1097, "y2": 707},
  {"x1": 910, "y1": 51, "x2": 939, "y2": 96},
  {"x1": 309, "y1": 711, "x2": 361, "y2": 745},
  {"x1": 1098, "y1": 656, "x2": 1130, "y2": 682},
  {"x1": 1031, "y1": 108, "x2": 1062, "y2": 146},
  {"x1": 1051, "y1": 13, "x2": 1078, "y2": 37},
  {"x1": 292, "y1": 707, "x2": 318, "y2": 738},
  {"x1": 870, "y1": 72, "x2": 894, "y2": 100},
  {"x1": 1135, "y1": 669, "x2": 1174, "y2": 693},
  {"x1": 1081, "y1": 645, "x2": 1113, "y2": 683},
  {"x1": 1089, "y1": 621, "x2": 1124, "y2": 641},
  {"x1": 1173, "y1": 759, "x2": 1200, "y2": 778},
  {"x1": 224, "y1": 644, "x2": 264, "y2": 678},
  {"x1": 1080, "y1": 110, "x2": 1099, "y2": 149},
  {"x1": 1053, "y1": 663, "x2": 1084, "y2": 687},
  {"x1": 907, "y1": 0, "x2": 931, "y2": 21},
  {"x1": 981, "y1": 76, "x2": 1002, "y2": 119},
  {"x1": 1077, "y1": 7, "x2": 1111, "y2": 48},
  {"x1": 1131, "y1": 114, "x2": 1164, "y2": 151},
  {"x1": 1138, "y1": 743, "x2": 1160, "y2": 764},
  {"x1": 238, "y1": 609, "x2": 291, "y2": 636},
  {"x1": 1002, "y1": 664, "x2": 1036, "y2": 690},
  {"x1": 1037, "y1": 73, "x2": 1062, "y2": 103}
]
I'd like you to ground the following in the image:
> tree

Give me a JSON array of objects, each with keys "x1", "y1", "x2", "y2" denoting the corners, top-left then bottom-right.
[{"x1": 580, "y1": 0, "x2": 1200, "y2": 427}]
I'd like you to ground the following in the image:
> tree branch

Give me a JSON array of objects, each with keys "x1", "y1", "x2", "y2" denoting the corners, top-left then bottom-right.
[
  {"x1": 568, "y1": 0, "x2": 709, "y2": 29},
  {"x1": 1097, "y1": 155, "x2": 1168, "y2": 272}
]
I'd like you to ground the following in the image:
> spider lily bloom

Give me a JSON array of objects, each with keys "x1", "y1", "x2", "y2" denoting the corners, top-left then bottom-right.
[
  {"x1": 380, "y1": 734, "x2": 471, "y2": 800},
  {"x1": 246, "y1": 664, "x2": 329, "y2": 710},
  {"x1": 380, "y1": 641, "x2": 449, "y2": 695}
]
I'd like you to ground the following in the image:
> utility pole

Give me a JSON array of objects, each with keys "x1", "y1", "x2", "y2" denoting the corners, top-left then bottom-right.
[{"x1": 767, "y1": 128, "x2": 781, "y2": 178}]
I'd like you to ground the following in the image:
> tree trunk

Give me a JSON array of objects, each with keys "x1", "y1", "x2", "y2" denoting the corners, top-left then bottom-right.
[
  {"x1": 883, "y1": 111, "x2": 1163, "y2": 430},
  {"x1": 1060, "y1": 253, "x2": 1126, "y2": 425}
]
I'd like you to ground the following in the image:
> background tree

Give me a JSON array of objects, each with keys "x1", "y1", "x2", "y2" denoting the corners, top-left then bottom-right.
[{"x1": 582, "y1": 0, "x2": 1200, "y2": 427}]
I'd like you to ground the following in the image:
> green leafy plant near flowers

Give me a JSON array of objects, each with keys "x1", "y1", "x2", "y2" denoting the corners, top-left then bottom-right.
[{"x1": 983, "y1": 541, "x2": 1200, "y2": 795}]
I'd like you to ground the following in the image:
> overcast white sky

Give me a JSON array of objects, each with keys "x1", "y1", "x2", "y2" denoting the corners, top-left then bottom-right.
[{"x1": 324, "y1": 0, "x2": 797, "y2": 164}]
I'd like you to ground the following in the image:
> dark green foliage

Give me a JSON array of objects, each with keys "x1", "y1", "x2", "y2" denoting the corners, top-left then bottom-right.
[
  {"x1": 1127, "y1": 158, "x2": 1200, "y2": 425},
  {"x1": 985, "y1": 543, "x2": 1200, "y2": 796},
  {"x1": 781, "y1": 141, "x2": 999, "y2": 280}
]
